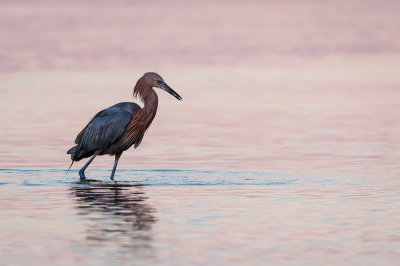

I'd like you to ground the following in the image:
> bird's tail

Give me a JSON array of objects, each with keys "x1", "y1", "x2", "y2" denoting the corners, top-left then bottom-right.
[
  {"x1": 67, "y1": 145, "x2": 80, "y2": 160},
  {"x1": 66, "y1": 145, "x2": 79, "y2": 173},
  {"x1": 66, "y1": 160, "x2": 74, "y2": 173}
]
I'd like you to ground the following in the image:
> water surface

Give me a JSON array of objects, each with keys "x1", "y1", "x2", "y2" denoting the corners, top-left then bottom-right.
[
  {"x1": 1, "y1": 0, "x2": 400, "y2": 265},
  {"x1": 1, "y1": 169, "x2": 399, "y2": 265}
]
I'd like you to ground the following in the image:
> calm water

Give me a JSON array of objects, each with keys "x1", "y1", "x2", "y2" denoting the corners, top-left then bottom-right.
[
  {"x1": 1, "y1": 0, "x2": 400, "y2": 265},
  {"x1": 1, "y1": 169, "x2": 399, "y2": 265}
]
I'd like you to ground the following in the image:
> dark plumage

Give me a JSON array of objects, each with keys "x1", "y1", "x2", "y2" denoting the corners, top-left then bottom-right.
[{"x1": 67, "y1": 72, "x2": 182, "y2": 181}]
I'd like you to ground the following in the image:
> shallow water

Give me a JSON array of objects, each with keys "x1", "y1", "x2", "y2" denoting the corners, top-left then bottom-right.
[
  {"x1": 1, "y1": 169, "x2": 399, "y2": 265},
  {"x1": 1, "y1": 0, "x2": 400, "y2": 265}
]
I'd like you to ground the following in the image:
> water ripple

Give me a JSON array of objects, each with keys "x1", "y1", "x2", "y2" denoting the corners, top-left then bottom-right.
[{"x1": 0, "y1": 168, "x2": 394, "y2": 188}]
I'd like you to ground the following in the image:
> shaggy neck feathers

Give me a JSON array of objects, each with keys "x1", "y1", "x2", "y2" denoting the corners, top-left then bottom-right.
[
  {"x1": 133, "y1": 79, "x2": 158, "y2": 122},
  {"x1": 121, "y1": 79, "x2": 159, "y2": 149}
]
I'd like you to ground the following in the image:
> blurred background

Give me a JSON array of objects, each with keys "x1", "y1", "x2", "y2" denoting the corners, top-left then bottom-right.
[
  {"x1": 0, "y1": 0, "x2": 399, "y2": 172},
  {"x1": 1, "y1": 2, "x2": 400, "y2": 265}
]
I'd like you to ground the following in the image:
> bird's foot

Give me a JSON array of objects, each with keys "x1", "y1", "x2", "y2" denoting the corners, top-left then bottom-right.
[{"x1": 79, "y1": 170, "x2": 86, "y2": 181}]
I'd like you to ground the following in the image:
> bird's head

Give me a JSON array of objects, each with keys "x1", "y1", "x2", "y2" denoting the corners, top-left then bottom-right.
[{"x1": 140, "y1": 72, "x2": 182, "y2": 101}]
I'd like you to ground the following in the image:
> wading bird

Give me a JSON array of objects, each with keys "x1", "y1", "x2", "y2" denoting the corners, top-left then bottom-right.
[{"x1": 67, "y1": 72, "x2": 182, "y2": 181}]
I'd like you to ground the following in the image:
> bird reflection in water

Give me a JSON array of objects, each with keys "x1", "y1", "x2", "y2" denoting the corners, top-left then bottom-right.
[{"x1": 70, "y1": 186, "x2": 157, "y2": 259}]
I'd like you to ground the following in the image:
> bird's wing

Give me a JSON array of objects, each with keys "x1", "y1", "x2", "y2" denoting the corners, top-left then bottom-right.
[
  {"x1": 78, "y1": 107, "x2": 131, "y2": 153},
  {"x1": 75, "y1": 103, "x2": 140, "y2": 144},
  {"x1": 75, "y1": 109, "x2": 106, "y2": 145}
]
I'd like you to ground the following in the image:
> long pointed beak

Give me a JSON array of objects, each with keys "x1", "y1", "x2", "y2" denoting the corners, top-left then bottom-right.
[{"x1": 159, "y1": 81, "x2": 182, "y2": 101}]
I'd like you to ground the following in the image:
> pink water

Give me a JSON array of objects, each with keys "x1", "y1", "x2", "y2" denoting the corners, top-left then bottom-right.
[
  {"x1": 0, "y1": 0, "x2": 400, "y2": 265},
  {"x1": 1, "y1": 182, "x2": 399, "y2": 265}
]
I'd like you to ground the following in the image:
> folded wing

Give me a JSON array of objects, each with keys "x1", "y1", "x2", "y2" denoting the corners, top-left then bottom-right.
[{"x1": 70, "y1": 106, "x2": 131, "y2": 160}]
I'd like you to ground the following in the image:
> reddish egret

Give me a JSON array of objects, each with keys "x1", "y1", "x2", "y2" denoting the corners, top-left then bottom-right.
[{"x1": 67, "y1": 72, "x2": 182, "y2": 181}]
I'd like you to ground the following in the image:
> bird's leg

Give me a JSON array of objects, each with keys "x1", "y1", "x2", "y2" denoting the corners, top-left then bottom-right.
[
  {"x1": 110, "y1": 153, "x2": 122, "y2": 181},
  {"x1": 79, "y1": 154, "x2": 97, "y2": 181}
]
